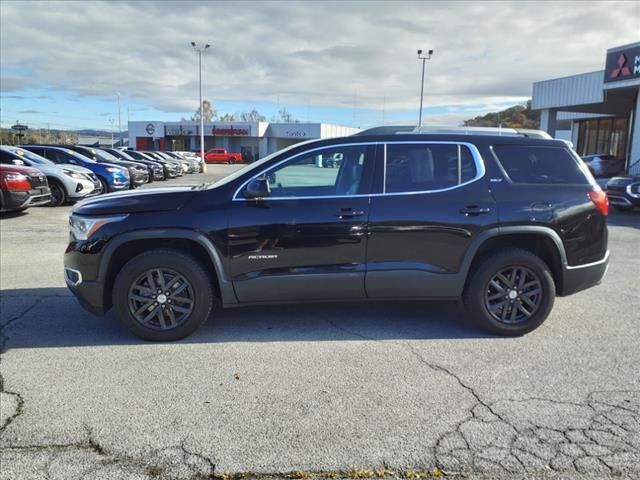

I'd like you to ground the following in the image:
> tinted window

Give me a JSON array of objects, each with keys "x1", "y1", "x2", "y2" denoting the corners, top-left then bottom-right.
[
  {"x1": 493, "y1": 145, "x2": 589, "y2": 185},
  {"x1": 259, "y1": 145, "x2": 368, "y2": 198},
  {"x1": 0, "y1": 150, "x2": 18, "y2": 163},
  {"x1": 385, "y1": 143, "x2": 477, "y2": 193}
]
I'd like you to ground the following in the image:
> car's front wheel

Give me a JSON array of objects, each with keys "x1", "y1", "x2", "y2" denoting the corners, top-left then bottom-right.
[
  {"x1": 463, "y1": 249, "x2": 555, "y2": 336},
  {"x1": 112, "y1": 249, "x2": 214, "y2": 341},
  {"x1": 48, "y1": 180, "x2": 66, "y2": 206}
]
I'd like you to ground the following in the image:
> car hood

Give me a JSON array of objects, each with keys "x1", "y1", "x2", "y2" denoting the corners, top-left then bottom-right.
[
  {"x1": 72, "y1": 185, "x2": 205, "y2": 216},
  {"x1": 607, "y1": 175, "x2": 640, "y2": 187},
  {"x1": 60, "y1": 163, "x2": 94, "y2": 175}
]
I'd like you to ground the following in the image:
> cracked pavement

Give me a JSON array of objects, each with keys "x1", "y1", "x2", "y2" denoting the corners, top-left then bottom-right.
[{"x1": 1, "y1": 168, "x2": 639, "y2": 479}]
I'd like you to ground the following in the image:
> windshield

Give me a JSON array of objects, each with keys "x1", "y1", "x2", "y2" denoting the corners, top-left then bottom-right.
[
  {"x1": 115, "y1": 150, "x2": 135, "y2": 161},
  {"x1": 64, "y1": 149, "x2": 96, "y2": 163},
  {"x1": 208, "y1": 139, "x2": 319, "y2": 189},
  {"x1": 10, "y1": 148, "x2": 55, "y2": 166},
  {"x1": 95, "y1": 149, "x2": 120, "y2": 162}
]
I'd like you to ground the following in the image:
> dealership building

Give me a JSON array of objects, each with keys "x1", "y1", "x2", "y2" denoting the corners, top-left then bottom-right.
[
  {"x1": 128, "y1": 121, "x2": 360, "y2": 161},
  {"x1": 533, "y1": 42, "x2": 640, "y2": 174}
]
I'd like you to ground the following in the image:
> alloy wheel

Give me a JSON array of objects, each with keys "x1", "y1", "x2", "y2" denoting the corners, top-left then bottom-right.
[
  {"x1": 484, "y1": 266, "x2": 542, "y2": 324},
  {"x1": 128, "y1": 268, "x2": 195, "y2": 331}
]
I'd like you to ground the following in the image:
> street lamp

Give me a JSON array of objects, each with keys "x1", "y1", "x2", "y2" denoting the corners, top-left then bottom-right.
[
  {"x1": 192, "y1": 41, "x2": 210, "y2": 173},
  {"x1": 417, "y1": 49, "x2": 434, "y2": 127}
]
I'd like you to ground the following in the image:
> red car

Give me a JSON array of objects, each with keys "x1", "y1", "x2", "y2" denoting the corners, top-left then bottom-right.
[
  {"x1": 0, "y1": 164, "x2": 52, "y2": 213},
  {"x1": 203, "y1": 148, "x2": 242, "y2": 164}
]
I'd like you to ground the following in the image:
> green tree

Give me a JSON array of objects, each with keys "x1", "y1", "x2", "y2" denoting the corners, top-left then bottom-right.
[
  {"x1": 463, "y1": 101, "x2": 540, "y2": 129},
  {"x1": 237, "y1": 109, "x2": 267, "y2": 122},
  {"x1": 191, "y1": 99, "x2": 217, "y2": 122}
]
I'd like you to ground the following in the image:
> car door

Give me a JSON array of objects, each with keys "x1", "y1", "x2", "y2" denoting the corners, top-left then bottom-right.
[
  {"x1": 366, "y1": 141, "x2": 497, "y2": 298},
  {"x1": 227, "y1": 142, "x2": 376, "y2": 303}
]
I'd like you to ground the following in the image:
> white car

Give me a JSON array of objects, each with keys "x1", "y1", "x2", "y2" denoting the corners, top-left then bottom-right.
[{"x1": 0, "y1": 146, "x2": 101, "y2": 206}]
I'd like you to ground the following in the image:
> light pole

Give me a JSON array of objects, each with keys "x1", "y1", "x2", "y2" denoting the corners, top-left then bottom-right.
[
  {"x1": 417, "y1": 49, "x2": 434, "y2": 127},
  {"x1": 117, "y1": 92, "x2": 121, "y2": 147},
  {"x1": 109, "y1": 118, "x2": 115, "y2": 147},
  {"x1": 191, "y1": 41, "x2": 210, "y2": 173}
]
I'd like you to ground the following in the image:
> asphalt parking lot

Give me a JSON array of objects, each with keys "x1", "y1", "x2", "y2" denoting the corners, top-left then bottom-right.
[{"x1": 1, "y1": 166, "x2": 639, "y2": 480}]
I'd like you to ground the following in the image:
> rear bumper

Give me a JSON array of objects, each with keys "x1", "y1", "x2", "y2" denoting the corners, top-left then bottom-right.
[{"x1": 560, "y1": 250, "x2": 610, "y2": 296}]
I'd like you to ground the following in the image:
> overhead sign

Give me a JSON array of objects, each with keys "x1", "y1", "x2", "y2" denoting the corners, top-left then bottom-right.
[
  {"x1": 166, "y1": 125, "x2": 197, "y2": 136},
  {"x1": 11, "y1": 123, "x2": 28, "y2": 132},
  {"x1": 604, "y1": 45, "x2": 640, "y2": 84},
  {"x1": 211, "y1": 125, "x2": 250, "y2": 136}
]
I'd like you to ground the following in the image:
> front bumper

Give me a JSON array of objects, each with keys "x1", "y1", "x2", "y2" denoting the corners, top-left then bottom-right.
[
  {"x1": 560, "y1": 250, "x2": 610, "y2": 296},
  {"x1": 1, "y1": 187, "x2": 51, "y2": 211},
  {"x1": 68, "y1": 178, "x2": 102, "y2": 200}
]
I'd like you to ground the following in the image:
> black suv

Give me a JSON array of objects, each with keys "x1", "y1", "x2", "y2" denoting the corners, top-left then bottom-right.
[{"x1": 64, "y1": 132, "x2": 609, "y2": 341}]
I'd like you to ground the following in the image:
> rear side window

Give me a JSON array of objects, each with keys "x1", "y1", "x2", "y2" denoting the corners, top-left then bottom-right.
[
  {"x1": 493, "y1": 145, "x2": 589, "y2": 185},
  {"x1": 385, "y1": 143, "x2": 478, "y2": 193}
]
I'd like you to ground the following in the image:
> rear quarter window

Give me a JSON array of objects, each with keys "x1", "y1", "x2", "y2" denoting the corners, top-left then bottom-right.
[{"x1": 492, "y1": 145, "x2": 590, "y2": 185}]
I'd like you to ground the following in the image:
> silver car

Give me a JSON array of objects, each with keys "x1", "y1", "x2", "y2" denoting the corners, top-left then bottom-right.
[{"x1": 0, "y1": 146, "x2": 101, "y2": 206}]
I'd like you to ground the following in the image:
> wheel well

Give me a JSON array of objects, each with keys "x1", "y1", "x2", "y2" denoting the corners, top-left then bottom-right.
[
  {"x1": 466, "y1": 234, "x2": 563, "y2": 292},
  {"x1": 103, "y1": 238, "x2": 221, "y2": 311}
]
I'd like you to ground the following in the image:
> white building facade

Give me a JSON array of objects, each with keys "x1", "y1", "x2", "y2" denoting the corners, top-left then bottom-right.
[
  {"x1": 532, "y1": 42, "x2": 640, "y2": 174},
  {"x1": 128, "y1": 121, "x2": 360, "y2": 161}
]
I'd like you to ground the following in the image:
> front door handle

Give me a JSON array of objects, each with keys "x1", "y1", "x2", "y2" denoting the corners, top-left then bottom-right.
[
  {"x1": 336, "y1": 209, "x2": 365, "y2": 219},
  {"x1": 460, "y1": 206, "x2": 491, "y2": 216}
]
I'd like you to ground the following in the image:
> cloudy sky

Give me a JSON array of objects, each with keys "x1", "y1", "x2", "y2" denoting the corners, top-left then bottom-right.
[{"x1": 1, "y1": 0, "x2": 638, "y2": 130}]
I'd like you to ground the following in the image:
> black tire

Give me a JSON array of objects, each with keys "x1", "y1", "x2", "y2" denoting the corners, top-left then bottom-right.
[
  {"x1": 463, "y1": 248, "x2": 555, "y2": 336},
  {"x1": 98, "y1": 177, "x2": 109, "y2": 194},
  {"x1": 613, "y1": 204, "x2": 633, "y2": 212},
  {"x1": 228, "y1": 158, "x2": 235, "y2": 164},
  {"x1": 112, "y1": 249, "x2": 214, "y2": 341},
  {"x1": 48, "y1": 180, "x2": 66, "y2": 206}
]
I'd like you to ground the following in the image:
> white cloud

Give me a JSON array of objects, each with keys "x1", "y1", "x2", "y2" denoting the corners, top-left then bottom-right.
[{"x1": 1, "y1": 0, "x2": 638, "y2": 114}]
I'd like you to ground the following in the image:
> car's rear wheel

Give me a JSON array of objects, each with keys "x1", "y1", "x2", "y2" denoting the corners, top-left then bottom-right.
[
  {"x1": 463, "y1": 248, "x2": 555, "y2": 336},
  {"x1": 48, "y1": 180, "x2": 66, "y2": 206},
  {"x1": 228, "y1": 157, "x2": 235, "y2": 164},
  {"x1": 112, "y1": 249, "x2": 214, "y2": 341}
]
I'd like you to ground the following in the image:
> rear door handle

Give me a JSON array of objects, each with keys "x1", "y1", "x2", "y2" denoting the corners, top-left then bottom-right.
[
  {"x1": 460, "y1": 206, "x2": 491, "y2": 216},
  {"x1": 336, "y1": 209, "x2": 365, "y2": 219}
]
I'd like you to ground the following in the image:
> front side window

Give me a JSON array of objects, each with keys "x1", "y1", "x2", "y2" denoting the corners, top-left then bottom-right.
[
  {"x1": 249, "y1": 145, "x2": 368, "y2": 198},
  {"x1": 385, "y1": 143, "x2": 478, "y2": 194}
]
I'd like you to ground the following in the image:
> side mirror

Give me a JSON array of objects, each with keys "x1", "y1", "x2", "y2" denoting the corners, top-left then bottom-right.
[
  {"x1": 243, "y1": 176, "x2": 271, "y2": 199},
  {"x1": 12, "y1": 159, "x2": 25, "y2": 166}
]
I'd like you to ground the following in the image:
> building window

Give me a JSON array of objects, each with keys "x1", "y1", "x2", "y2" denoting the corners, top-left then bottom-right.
[{"x1": 576, "y1": 117, "x2": 628, "y2": 160}]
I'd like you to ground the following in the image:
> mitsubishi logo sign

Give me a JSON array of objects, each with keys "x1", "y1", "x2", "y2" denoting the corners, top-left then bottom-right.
[
  {"x1": 610, "y1": 53, "x2": 631, "y2": 78},
  {"x1": 145, "y1": 123, "x2": 155, "y2": 135},
  {"x1": 604, "y1": 44, "x2": 640, "y2": 84}
]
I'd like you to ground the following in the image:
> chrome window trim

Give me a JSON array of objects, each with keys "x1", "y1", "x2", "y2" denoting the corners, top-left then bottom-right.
[{"x1": 232, "y1": 141, "x2": 486, "y2": 201}]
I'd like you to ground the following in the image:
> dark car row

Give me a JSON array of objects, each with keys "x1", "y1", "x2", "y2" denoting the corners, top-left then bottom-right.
[{"x1": 0, "y1": 145, "x2": 204, "y2": 213}]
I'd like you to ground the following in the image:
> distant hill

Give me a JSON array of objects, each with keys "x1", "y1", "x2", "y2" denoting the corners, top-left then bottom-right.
[{"x1": 464, "y1": 101, "x2": 540, "y2": 129}]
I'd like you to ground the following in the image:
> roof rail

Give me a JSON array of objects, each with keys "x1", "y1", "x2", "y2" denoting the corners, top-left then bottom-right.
[
  {"x1": 352, "y1": 125, "x2": 416, "y2": 136},
  {"x1": 409, "y1": 126, "x2": 521, "y2": 136}
]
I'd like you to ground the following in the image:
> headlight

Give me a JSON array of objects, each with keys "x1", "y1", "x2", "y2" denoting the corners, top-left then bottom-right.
[
  {"x1": 627, "y1": 183, "x2": 640, "y2": 198},
  {"x1": 106, "y1": 167, "x2": 129, "y2": 177},
  {"x1": 69, "y1": 214, "x2": 128, "y2": 241},
  {"x1": 63, "y1": 169, "x2": 83, "y2": 179}
]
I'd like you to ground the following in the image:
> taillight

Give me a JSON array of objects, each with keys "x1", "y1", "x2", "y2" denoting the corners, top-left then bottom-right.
[
  {"x1": 2, "y1": 173, "x2": 32, "y2": 190},
  {"x1": 588, "y1": 189, "x2": 609, "y2": 216}
]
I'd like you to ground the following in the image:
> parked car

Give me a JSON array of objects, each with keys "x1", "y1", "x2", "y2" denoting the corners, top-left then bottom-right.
[
  {"x1": 164, "y1": 151, "x2": 202, "y2": 173},
  {"x1": 20, "y1": 145, "x2": 130, "y2": 193},
  {"x1": 64, "y1": 131, "x2": 609, "y2": 341},
  {"x1": 153, "y1": 151, "x2": 193, "y2": 174},
  {"x1": 204, "y1": 148, "x2": 242, "y2": 164},
  {"x1": 101, "y1": 147, "x2": 165, "y2": 181},
  {"x1": 61, "y1": 145, "x2": 149, "y2": 188},
  {"x1": 141, "y1": 151, "x2": 184, "y2": 176},
  {"x1": 606, "y1": 174, "x2": 640, "y2": 211},
  {"x1": 0, "y1": 163, "x2": 52, "y2": 213},
  {"x1": 582, "y1": 154, "x2": 626, "y2": 178},
  {"x1": 127, "y1": 150, "x2": 178, "y2": 179},
  {"x1": 0, "y1": 146, "x2": 100, "y2": 206}
]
